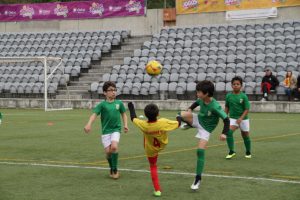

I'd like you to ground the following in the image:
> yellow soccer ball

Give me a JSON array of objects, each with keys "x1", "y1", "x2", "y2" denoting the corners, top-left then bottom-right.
[{"x1": 145, "y1": 60, "x2": 162, "y2": 76}]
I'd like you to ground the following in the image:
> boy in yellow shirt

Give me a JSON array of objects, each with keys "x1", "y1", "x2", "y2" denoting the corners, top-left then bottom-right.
[{"x1": 128, "y1": 102, "x2": 181, "y2": 197}]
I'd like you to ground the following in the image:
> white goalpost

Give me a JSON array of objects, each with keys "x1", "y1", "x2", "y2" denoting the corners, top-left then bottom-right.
[{"x1": 0, "y1": 56, "x2": 73, "y2": 111}]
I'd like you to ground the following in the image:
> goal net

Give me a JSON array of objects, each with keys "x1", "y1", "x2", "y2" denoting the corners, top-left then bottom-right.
[{"x1": 0, "y1": 56, "x2": 73, "y2": 111}]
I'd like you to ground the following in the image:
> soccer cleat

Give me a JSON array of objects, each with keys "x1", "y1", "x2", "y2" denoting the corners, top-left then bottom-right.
[
  {"x1": 180, "y1": 123, "x2": 192, "y2": 130},
  {"x1": 153, "y1": 191, "x2": 161, "y2": 197},
  {"x1": 191, "y1": 179, "x2": 201, "y2": 190},
  {"x1": 245, "y1": 154, "x2": 252, "y2": 159},
  {"x1": 226, "y1": 152, "x2": 236, "y2": 159},
  {"x1": 111, "y1": 171, "x2": 120, "y2": 179}
]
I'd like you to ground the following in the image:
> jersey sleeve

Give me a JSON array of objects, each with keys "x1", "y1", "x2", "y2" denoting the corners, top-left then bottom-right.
[
  {"x1": 243, "y1": 94, "x2": 251, "y2": 110},
  {"x1": 160, "y1": 118, "x2": 179, "y2": 132},
  {"x1": 133, "y1": 118, "x2": 146, "y2": 132},
  {"x1": 119, "y1": 101, "x2": 126, "y2": 113},
  {"x1": 92, "y1": 102, "x2": 102, "y2": 116},
  {"x1": 213, "y1": 105, "x2": 228, "y2": 120},
  {"x1": 225, "y1": 93, "x2": 230, "y2": 108}
]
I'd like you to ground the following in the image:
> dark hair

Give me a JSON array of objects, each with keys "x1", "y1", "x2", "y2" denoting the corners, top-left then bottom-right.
[
  {"x1": 103, "y1": 81, "x2": 116, "y2": 92},
  {"x1": 196, "y1": 80, "x2": 214, "y2": 97},
  {"x1": 144, "y1": 104, "x2": 159, "y2": 121},
  {"x1": 231, "y1": 76, "x2": 243, "y2": 85}
]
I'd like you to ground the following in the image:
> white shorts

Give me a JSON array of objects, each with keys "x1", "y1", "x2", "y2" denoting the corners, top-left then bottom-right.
[
  {"x1": 230, "y1": 118, "x2": 250, "y2": 132},
  {"x1": 101, "y1": 132, "x2": 120, "y2": 148},
  {"x1": 192, "y1": 113, "x2": 211, "y2": 141}
]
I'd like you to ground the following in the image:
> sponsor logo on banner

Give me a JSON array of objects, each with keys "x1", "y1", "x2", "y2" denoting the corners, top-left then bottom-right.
[
  {"x1": 182, "y1": 0, "x2": 199, "y2": 9},
  {"x1": 4, "y1": 10, "x2": 17, "y2": 17},
  {"x1": 109, "y1": 6, "x2": 122, "y2": 12},
  {"x1": 20, "y1": 5, "x2": 35, "y2": 19},
  {"x1": 125, "y1": 0, "x2": 142, "y2": 13},
  {"x1": 73, "y1": 8, "x2": 86, "y2": 14},
  {"x1": 54, "y1": 4, "x2": 68, "y2": 17},
  {"x1": 89, "y1": 2, "x2": 104, "y2": 16},
  {"x1": 39, "y1": 9, "x2": 51, "y2": 16},
  {"x1": 224, "y1": 0, "x2": 242, "y2": 6}
]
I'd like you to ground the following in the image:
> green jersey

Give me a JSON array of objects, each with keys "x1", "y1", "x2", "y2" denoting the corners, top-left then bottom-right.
[
  {"x1": 93, "y1": 100, "x2": 126, "y2": 135},
  {"x1": 225, "y1": 92, "x2": 250, "y2": 120},
  {"x1": 196, "y1": 98, "x2": 227, "y2": 133}
]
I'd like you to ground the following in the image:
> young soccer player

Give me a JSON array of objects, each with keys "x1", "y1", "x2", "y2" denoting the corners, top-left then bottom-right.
[
  {"x1": 84, "y1": 81, "x2": 128, "y2": 179},
  {"x1": 128, "y1": 102, "x2": 181, "y2": 197},
  {"x1": 179, "y1": 80, "x2": 229, "y2": 190},
  {"x1": 225, "y1": 76, "x2": 252, "y2": 159}
]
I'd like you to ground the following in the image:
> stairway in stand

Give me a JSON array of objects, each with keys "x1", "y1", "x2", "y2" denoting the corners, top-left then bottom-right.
[{"x1": 55, "y1": 35, "x2": 152, "y2": 100}]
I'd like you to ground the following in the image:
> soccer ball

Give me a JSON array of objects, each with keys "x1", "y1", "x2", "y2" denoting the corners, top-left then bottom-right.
[{"x1": 145, "y1": 60, "x2": 162, "y2": 76}]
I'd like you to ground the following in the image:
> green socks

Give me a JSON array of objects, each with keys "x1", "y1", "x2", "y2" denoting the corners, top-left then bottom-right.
[
  {"x1": 111, "y1": 152, "x2": 119, "y2": 172},
  {"x1": 196, "y1": 149, "x2": 205, "y2": 175},
  {"x1": 243, "y1": 136, "x2": 251, "y2": 154},
  {"x1": 106, "y1": 155, "x2": 112, "y2": 170},
  {"x1": 226, "y1": 129, "x2": 235, "y2": 153}
]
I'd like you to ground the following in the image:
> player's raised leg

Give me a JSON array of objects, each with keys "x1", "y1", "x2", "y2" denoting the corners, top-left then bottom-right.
[
  {"x1": 148, "y1": 155, "x2": 161, "y2": 196},
  {"x1": 180, "y1": 111, "x2": 193, "y2": 127}
]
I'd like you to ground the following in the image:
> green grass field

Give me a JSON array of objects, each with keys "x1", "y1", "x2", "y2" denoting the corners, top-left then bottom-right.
[{"x1": 0, "y1": 109, "x2": 300, "y2": 200}]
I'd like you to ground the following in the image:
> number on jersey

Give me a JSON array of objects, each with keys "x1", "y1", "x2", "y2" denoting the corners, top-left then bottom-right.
[{"x1": 153, "y1": 138, "x2": 161, "y2": 147}]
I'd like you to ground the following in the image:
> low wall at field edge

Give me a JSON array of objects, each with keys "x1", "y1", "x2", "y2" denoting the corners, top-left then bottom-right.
[{"x1": 1, "y1": 98, "x2": 300, "y2": 113}]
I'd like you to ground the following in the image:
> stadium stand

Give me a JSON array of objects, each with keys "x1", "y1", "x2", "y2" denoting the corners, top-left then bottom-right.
[
  {"x1": 91, "y1": 20, "x2": 300, "y2": 101},
  {"x1": 0, "y1": 30, "x2": 131, "y2": 98}
]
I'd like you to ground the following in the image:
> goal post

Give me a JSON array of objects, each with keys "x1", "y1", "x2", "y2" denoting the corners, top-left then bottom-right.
[{"x1": 0, "y1": 56, "x2": 73, "y2": 111}]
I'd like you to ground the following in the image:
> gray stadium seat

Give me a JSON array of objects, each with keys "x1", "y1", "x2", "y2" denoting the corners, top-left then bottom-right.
[
  {"x1": 226, "y1": 73, "x2": 235, "y2": 82},
  {"x1": 216, "y1": 82, "x2": 225, "y2": 92}
]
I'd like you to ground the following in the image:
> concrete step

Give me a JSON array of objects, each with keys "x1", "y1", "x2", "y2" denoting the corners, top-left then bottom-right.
[
  {"x1": 79, "y1": 76, "x2": 103, "y2": 82},
  {"x1": 69, "y1": 81, "x2": 92, "y2": 86},
  {"x1": 101, "y1": 56, "x2": 124, "y2": 61},
  {"x1": 100, "y1": 59, "x2": 124, "y2": 66},
  {"x1": 129, "y1": 36, "x2": 152, "y2": 43},
  {"x1": 90, "y1": 65, "x2": 113, "y2": 71},
  {"x1": 110, "y1": 49, "x2": 133, "y2": 54},
  {"x1": 88, "y1": 68, "x2": 111, "y2": 73},
  {"x1": 67, "y1": 85, "x2": 90, "y2": 90},
  {"x1": 111, "y1": 52, "x2": 133, "y2": 57},
  {"x1": 55, "y1": 94, "x2": 83, "y2": 100},
  {"x1": 121, "y1": 44, "x2": 142, "y2": 50},
  {"x1": 58, "y1": 90, "x2": 90, "y2": 95},
  {"x1": 80, "y1": 72, "x2": 104, "y2": 77}
]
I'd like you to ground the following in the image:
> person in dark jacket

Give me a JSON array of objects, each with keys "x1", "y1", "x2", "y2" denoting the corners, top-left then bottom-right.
[
  {"x1": 261, "y1": 69, "x2": 279, "y2": 101},
  {"x1": 293, "y1": 75, "x2": 300, "y2": 101}
]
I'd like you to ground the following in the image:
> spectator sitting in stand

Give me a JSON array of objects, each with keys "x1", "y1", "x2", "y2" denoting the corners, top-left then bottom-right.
[
  {"x1": 282, "y1": 71, "x2": 297, "y2": 101},
  {"x1": 293, "y1": 74, "x2": 300, "y2": 101},
  {"x1": 261, "y1": 69, "x2": 279, "y2": 101}
]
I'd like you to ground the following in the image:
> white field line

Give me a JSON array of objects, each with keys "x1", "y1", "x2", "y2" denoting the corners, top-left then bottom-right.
[{"x1": 1, "y1": 161, "x2": 300, "y2": 184}]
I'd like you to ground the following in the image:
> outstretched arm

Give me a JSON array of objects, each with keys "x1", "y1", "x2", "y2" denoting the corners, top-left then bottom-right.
[
  {"x1": 220, "y1": 117, "x2": 230, "y2": 141},
  {"x1": 128, "y1": 102, "x2": 137, "y2": 121},
  {"x1": 121, "y1": 112, "x2": 129, "y2": 133},
  {"x1": 84, "y1": 113, "x2": 97, "y2": 133},
  {"x1": 187, "y1": 101, "x2": 199, "y2": 112}
]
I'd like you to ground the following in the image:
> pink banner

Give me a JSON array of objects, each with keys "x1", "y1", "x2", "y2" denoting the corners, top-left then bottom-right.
[{"x1": 0, "y1": 0, "x2": 145, "y2": 22}]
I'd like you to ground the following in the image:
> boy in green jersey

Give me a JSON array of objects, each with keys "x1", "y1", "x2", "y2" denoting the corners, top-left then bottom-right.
[
  {"x1": 180, "y1": 80, "x2": 230, "y2": 190},
  {"x1": 225, "y1": 76, "x2": 252, "y2": 159},
  {"x1": 84, "y1": 81, "x2": 128, "y2": 179}
]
